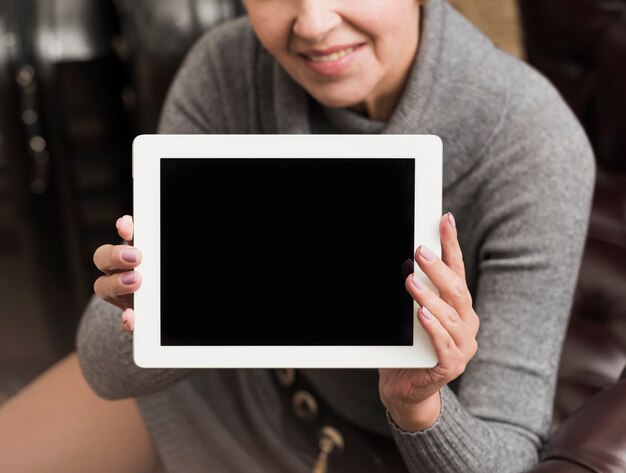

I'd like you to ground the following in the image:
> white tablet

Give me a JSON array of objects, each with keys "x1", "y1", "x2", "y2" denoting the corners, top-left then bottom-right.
[{"x1": 133, "y1": 134, "x2": 442, "y2": 368}]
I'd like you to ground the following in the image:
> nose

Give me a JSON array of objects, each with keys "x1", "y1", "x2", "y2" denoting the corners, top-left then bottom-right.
[{"x1": 292, "y1": 0, "x2": 341, "y2": 43}]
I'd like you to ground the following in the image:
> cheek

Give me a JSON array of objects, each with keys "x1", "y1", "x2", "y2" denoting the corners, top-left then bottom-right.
[
  {"x1": 349, "y1": 3, "x2": 417, "y2": 58},
  {"x1": 248, "y1": 10, "x2": 292, "y2": 58}
]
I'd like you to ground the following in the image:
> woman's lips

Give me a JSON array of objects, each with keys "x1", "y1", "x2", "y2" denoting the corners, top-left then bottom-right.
[{"x1": 299, "y1": 43, "x2": 365, "y2": 77}]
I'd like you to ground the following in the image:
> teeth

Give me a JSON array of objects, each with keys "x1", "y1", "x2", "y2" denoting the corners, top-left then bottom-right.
[{"x1": 310, "y1": 47, "x2": 355, "y2": 63}]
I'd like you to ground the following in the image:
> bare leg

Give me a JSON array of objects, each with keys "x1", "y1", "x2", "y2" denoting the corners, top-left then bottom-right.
[{"x1": 0, "y1": 352, "x2": 162, "y2": 473}]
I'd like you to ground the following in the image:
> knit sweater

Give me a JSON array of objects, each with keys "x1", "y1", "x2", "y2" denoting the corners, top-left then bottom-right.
[{"x1": 75, "y1": 0, "x2": 595, "y2": 471}]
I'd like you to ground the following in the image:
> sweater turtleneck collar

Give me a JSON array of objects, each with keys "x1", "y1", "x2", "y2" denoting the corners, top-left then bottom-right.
[{"x1": 265, "y1": 0, "x2": 509, "y2": 190}]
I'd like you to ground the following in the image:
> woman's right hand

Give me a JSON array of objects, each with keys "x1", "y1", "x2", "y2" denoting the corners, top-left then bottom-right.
[{"x1": 93, "y1": 215, "x2": 141, "y2": 333}]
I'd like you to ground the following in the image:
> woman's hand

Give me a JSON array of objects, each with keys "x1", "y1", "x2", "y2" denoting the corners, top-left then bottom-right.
[
  {"x1": 93, "y1": 215, "x2": 141, "y2": 333},
  {"x1": 379, "y1": 212, "x2": 480, "y2": 432}
]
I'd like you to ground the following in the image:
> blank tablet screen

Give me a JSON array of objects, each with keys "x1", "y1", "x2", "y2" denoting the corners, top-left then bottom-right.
[{"x1": 160, "y1": 158, "x2": 415, "y2": 346}]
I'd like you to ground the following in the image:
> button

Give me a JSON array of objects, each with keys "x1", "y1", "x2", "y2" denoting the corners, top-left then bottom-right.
[
  {"x1": 274, "y1": 368, "x2": 296, "y2": 387},
  {"x1": 311, "y1": 425, "x2": 346, "y2": 473},
  {"x1": 16, "y1": 65, "x2": 35, "y2": 87},
  {"x1": 292, "y1": 390, "x2": 319, "y2": 422},
  {"x1": 318, "y1": 425, "x2": 345, "y2": 451}
]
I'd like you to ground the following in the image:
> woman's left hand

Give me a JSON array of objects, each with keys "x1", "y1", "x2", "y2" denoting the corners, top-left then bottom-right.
[{"x1": 379, "y1": 212, "x2": 480, "y2": 432}]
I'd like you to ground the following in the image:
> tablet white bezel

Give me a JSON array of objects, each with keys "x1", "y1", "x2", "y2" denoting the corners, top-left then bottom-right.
[{"x1": 133, "y1": 134, "x2": 442, "y2": 368}]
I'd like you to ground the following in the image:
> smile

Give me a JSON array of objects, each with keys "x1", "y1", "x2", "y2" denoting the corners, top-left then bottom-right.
[
  {"x1": 299, "y1": 43, "x2": 365, "y2": 77},
  {"x1": 308, "y1": 46, "x2": 356, "y2": 63}
]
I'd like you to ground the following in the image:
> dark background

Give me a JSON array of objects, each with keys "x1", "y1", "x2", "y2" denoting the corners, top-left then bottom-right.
[{"x1": 0, "y1": 0, "x2": 245, "y2": 403}]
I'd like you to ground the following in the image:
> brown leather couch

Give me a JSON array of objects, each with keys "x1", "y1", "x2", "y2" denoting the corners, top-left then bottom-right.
[{"x1": 519, "y1": 0, "x2": 626, "y2": 471}]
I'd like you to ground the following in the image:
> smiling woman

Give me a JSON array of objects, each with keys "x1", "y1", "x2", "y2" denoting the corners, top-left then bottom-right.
[
  {"x1": 243, "y1": 0, "x2": 421, "y2": 121},
  {"x1": 0, "y1": 0, "x2": 596, "y2": 472}
]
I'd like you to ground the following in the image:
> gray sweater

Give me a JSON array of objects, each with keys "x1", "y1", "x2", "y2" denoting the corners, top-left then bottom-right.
[{"x1": 75, "y1": 0, "x2": 595, "y2": 471}]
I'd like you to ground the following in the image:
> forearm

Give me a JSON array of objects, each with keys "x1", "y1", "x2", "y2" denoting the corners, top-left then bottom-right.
[
  {"x1": 388, "y1": 385, "x2": 541, "y2": 473},
  {"x1": 75, "y1": 295, "x2": 192, "y2": 399},
  {"x1": 387, "y1": 392, "x2": 441, "y2": 432}
]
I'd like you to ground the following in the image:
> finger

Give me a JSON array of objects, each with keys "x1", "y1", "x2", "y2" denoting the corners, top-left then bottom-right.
[
  {"x1": 417, "y1": 306, "x2": 464, "y2": 377},
  {"x1": 93, "y1": 271, "x2": 142, "y2": 303},
  {"x1": 415, "y1": 244, "x2": 473, "y2": 315},
  {"x1": 440, "y1": 212, "x2": 466, "y2": 281},
  {"x1": 93, "y1": 244, "x2": 142, "y2": 275},
  {"x1": 406, "y1": 274, "x2": 468, "y2": 350},
  {"x1": 121, "y1": 308, "x2": 135, "y2": 333},
  {"x1": 116, "y1": 215, "x2": 134, "y2": 243}
]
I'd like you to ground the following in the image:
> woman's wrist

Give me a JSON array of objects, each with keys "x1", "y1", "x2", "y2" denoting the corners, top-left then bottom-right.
[{"x1": 387, "y1": 391, "x2": 442, "y2": 432}]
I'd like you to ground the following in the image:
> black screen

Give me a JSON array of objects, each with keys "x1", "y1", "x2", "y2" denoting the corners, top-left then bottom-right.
[{"x1": 160, "y1": 158, "x2": 415, "y2": 346}]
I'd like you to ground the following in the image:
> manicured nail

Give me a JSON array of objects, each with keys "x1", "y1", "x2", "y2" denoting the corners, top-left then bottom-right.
[
  {"x1": 412, "y1": 275, "x2": 425, "y2": 290},
  {"x1": 419, "y1": 245, "x2": 435, "y2": 262},
  {"x1": 421, "y1": 306, "x2": 434, "y2": 320},
  {"x1": 448, "y1": 212, "x2": 456, "y2": 229},
  {"x1": 122, "y1": 249, "x2": 139, "y2": 263},
  {"x1": 121, "y1": 272, "x2": 136, "y2": 285}
]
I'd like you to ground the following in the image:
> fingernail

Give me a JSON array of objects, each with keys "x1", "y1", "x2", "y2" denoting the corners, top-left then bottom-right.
[
  {"x1": 122, "y1": 311, "x2": 128, "y2": 324},
  {"x1": 421, "y1": 306, "x2": 434, "y2": 320},
  {"x1": 412, "y1": 275, "x2": 425, "y2": 290},
  {"x1": 121, "y1": 272, "x2": 136, "y2": 285},
  {"x1": 122, "y1": 249, "x2": 139, "y2": 263},
  {"x1": 419, "y1": 245, "x2": 435, "y2": 262},
  {"x1": 116, "y1": 218, "x2": 122, "y2": 229},
  {"x1": 448, "y1": 212, "x2": 456, "y2": 229}
]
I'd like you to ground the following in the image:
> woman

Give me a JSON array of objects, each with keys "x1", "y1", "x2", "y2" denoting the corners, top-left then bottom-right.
[{"x1": 0, "y1": 0, "x2": 594, "y2": 472}]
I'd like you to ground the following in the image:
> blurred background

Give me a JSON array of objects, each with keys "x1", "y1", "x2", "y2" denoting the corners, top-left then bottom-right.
[
  {"x1": 0, "y1": 0, "x2": 624, "y2": 465},
  {"x1": 0, "y1": 0, "x2": 245, "y2": 403}
]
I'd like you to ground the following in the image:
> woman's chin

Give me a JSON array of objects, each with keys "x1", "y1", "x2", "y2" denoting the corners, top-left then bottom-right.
[{"x1": 308, "y1": 89, "x2": 368, "y2": 111}]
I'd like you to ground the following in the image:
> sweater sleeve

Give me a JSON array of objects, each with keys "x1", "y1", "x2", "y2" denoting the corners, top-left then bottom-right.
[
  {"x1": 388, "y1": 386, "x2": 541, "y2": 470},
  {"x1": 75, "y1": 29, "x2": 228, "y2": 399},
  {"x1": 75, "y1": 296, "x2": 193, "y2": 399},
  {"x1": 386, "y1": 68, "x2": 596, "y2": 472}
]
